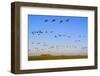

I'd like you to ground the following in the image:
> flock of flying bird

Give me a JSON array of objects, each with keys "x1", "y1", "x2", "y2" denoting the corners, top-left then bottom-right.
[
  {"x1": 31, "y1": 31, "x2": 87, "y2": 50},
  {"x1": 44, "y1": 18, "x2": 70, "y2": 23},
  {"x1": 30, "y1": 18, "x2": 87, "y2": 51},
  {"x1": 32, "y1": 30, "x2": 83, "y2": 39}
]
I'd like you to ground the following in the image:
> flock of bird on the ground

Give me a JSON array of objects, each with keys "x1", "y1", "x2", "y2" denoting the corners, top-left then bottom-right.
[{"x1": 30, "y1": 18, "x2": 87, "y2": 50}]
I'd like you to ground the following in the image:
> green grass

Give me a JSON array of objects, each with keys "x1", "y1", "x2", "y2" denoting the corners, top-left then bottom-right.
[{"x1": 28, "y1": 55, "x2": 88, "y2": 61}]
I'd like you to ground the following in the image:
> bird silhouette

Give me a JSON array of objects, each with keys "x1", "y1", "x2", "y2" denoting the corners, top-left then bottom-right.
[
  {"x1": 54, "y1": 35, "x2": 57, "y2": 38},
  {"x1": 50, "y1": 31, "x2": 53, "y2": 33},
  {"x1": 38, "y1": 34, "x2": 40, "y2": 36},
  {"x1": 51, "y1": 19, "x2": 56, "y2": 22},
  {"x1": 66, "y1": 18, "x2": 70, "y2": 22},
  {"x1": 37, "y1": 42, "x2": 40, "y2": 44},
  {"x1": 60, "y1": 20, "x2": 63, "y2": 23},
  {"x1": 75, "y1": 40, "x2": 80, "y2": 42},
  {"x1": 44, "y1": 19, "x2": 48, "y2": 22},
  {"x1": 59, "y1": 34, "x2": 61, "y2": 37},
  {"x1": 38, "y1": 30, "x2": 43, "y2": 33},
  {"x1": 67, "y1": 36, "x2": 71, "y2": 38},
  {"x1": 32, "y1": 32, "x2": 35, "y2": 35},
  {"x1": 32, "y1": 42, "x2": 34, "y2": 44},
  {"x1": 50, "y1": 46, "x2": 54, "y2": 48}
]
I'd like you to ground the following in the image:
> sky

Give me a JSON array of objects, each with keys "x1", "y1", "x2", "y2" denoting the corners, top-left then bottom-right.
[{"x1": 28, "y1": 15, "x2": 88, "y2": 56}]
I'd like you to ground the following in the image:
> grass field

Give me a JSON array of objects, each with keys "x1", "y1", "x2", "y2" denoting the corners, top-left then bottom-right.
[{"x1": 28, "y1": 55, "x2": 88, "y2": 61}]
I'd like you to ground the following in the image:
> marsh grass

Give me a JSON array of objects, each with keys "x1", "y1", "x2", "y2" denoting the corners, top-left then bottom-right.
[{"x1": 28, "y1": 55, "x2": 88, "y2": 61}]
